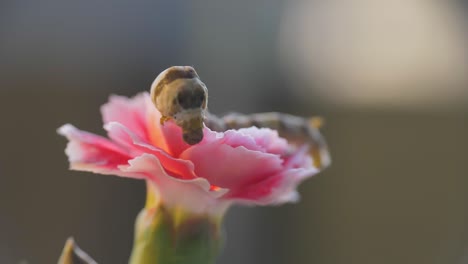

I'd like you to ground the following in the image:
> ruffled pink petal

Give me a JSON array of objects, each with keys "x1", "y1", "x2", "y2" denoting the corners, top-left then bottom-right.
[
  {"x1": 229, "y1": 145, "x2": 312, "y2": 203},
  {"x1": 101, "y1": 93, "x2": 150, "y2": 143},
  {"x1": 265, "y1": 145, "x2": 318, "y2": 204},
  {"x1": 271, "y1": 165, "x2": 318, "y2": 204},
  {"x1": 180, "y1": 139, "x2": 284, "y2": 192},
  {"x1": 232, "y1": 127, "x2": 289, "y2": 155},
  {"x1": 218, "y1": 130, "x2": 264, "y2": 152},
  {"x1": 101, "y1": 92, "x2": 193, "y2": 157},
  {"x1": 142, "y1": 95, "x2": 193, "y2": 157},
  {"x1": 104, "y1": 122, "x2": 197, "y2": 180},
  {"x1": 57, "y1": 124, "x2": 143, "y2": 179},
  {"x1": 283, "y1": 145, "x2": 314, "y2": 169},
  {"x1": 120, "y1": 154, "x2": 229, "y2": 215},
  {"x1": 209, "y1": 127, "x2": 289, "y2": 156},
  {"x1": 226, "y1": 165, "x2": 318, "y2": 204},
  {"x1": 223, "y1": 144, "x2": 318, "y2": 204}
]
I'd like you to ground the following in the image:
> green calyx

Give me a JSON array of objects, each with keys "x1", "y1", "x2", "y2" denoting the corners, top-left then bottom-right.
[{"x1": 129, "y1": 206, "x2": 224, "y2": 264}]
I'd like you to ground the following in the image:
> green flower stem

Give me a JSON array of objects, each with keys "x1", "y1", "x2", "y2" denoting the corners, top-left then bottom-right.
[{"x1": 129, "y1": 182, "x2": 223, "y2": 264}]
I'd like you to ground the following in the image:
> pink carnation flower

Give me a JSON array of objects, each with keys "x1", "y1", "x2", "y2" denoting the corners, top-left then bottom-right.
[{"x1": 58, "y1": 93, "x2": 324, "y2": 216}]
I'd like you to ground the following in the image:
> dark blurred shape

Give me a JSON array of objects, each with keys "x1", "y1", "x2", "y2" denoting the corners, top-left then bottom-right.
[{"x1": 58, "y1": 238, "x2": 97, "y2": 264}]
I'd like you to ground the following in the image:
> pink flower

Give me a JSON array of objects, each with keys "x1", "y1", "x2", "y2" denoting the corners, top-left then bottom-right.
[{"x1": 58, "y1": 93, "x2": 325, "y2": 216}]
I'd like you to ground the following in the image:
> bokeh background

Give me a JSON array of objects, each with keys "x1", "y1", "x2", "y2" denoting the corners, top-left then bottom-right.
[{"x1": 1, "y1": 0, "x2": 468, "y2": 263}]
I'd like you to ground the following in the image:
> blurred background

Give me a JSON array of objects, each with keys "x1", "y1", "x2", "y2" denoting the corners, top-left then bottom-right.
[{"x1": 1, "y1": 0, "x2": 468, "y2": 263}]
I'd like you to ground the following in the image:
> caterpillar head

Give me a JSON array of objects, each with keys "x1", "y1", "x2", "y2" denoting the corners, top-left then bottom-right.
[{"x1": 150, "y1": 66, "x2": 208, "y2": 145}]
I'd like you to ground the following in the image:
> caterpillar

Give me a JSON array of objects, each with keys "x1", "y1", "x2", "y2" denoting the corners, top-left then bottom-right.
[{"x1": 150, "y1": 66, "x2": 330, "y2": 168}]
